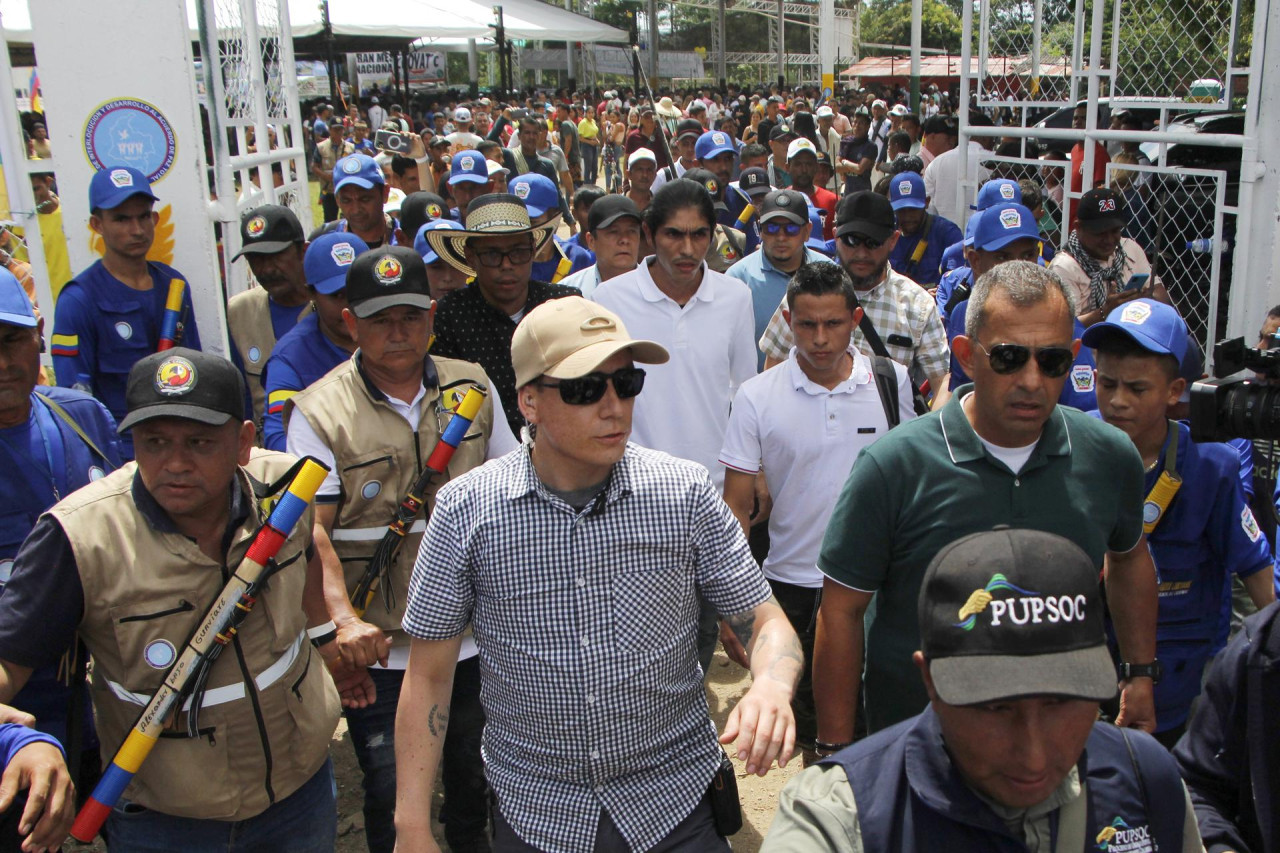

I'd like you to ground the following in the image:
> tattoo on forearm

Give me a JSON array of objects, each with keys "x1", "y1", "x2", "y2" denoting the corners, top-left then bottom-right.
[
  {"x1": 726, "y1": 610, "x2": 756, "y2": 650},
  {"x1": 766, "y1": 633, "x2": 805, "y2": 687},
  {"x1": 428, "y1": 703, "x2": 450, "y2": 738}
]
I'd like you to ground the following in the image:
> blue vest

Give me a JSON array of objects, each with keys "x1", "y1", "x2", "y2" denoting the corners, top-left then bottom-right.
[{"x1": 826, "y1": 707, "x2": 1185, "y2": 853}]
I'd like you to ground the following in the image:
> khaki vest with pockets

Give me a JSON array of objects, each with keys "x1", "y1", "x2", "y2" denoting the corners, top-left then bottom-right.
[
  {"x1": 285, "y1": 356, "x2": 494, "y2": 645},
  {"x1": 227, "y1": 287, "x2": 314, "y2": 438},
  {"x1": 52, "y1": 449, "x2": 340, "y2": 821}
]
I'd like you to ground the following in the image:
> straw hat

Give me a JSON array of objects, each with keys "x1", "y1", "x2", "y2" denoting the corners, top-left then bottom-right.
[
  {"x1": 655, "y1": 96, "x2": 682, "y2": 119},
  {"x1": 424, "y1": 193, "x2": 557, "y2": 278}
]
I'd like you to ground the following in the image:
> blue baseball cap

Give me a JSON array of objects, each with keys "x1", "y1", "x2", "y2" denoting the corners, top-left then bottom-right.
[
  {"x1": 0, "y1": 268, "x2": 36, "y2": 327},
  {"x1": 805, "y1": 201, "x2": 827, "y2": 252},
  {"x1": 973, "y1": 178, "x2": 1021, "y2": 211},
  {"x1": 414, "y1": 219, "x2": 465, "y2": 264},
  {"x1": 88, "y1": 166, "x2": 159, "y2": 212},
  {"x1": 509, "y1": 173, "x2": 559, "y2": 219},
  {"x1": 333, "y1": 154, "x2": 385, "y2": 192},
  {"x1": 889, "y1": 172, "x2": 926, "y2": 211},
  {"x1": 972, "y1": 203, "x2": 1039, "y2": 252},
  {"x1": 449, "y1": 151, "x2": 491, "y2": 186},
  {"x1": 304, "y1": 232, "x2": 369, "y2": 295},
  {"x1": 695, "y1": 130, "x2": 737, "y2": 161},
  {"x1": 1081, "y1": 298, "x2": 1188, "y2": 365},
  {"x1": 963, "y1": 210, "x2": 982, "y2": 247}
]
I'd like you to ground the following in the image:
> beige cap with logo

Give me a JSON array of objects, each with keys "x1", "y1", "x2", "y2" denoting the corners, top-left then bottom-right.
[{"x1": 511, "y1": 297, "x2": 669, "y2": 388}]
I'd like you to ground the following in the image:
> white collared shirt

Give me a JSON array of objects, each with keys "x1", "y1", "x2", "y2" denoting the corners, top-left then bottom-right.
[
  {"x1": 719, "y1": 347, "x2": 914, "y2": 586},
  {"x1": 592, "y1": 257, "x2": 757, "y2": 489}
]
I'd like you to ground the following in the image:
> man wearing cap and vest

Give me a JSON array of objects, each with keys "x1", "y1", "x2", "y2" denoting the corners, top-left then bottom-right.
[
  {"x1": 681, "y1": 169, "x2": 748, "y2": 273},
  {"x1": 52, "y1": 166, "x2": 202, "y2": 460},
  {"x1": 766, "y1": 529, "x2": 1203, "y2": 853},
  {"x1": 311, "y1": 153, "x2": 397, "y2": 249},
  {"x1": 726, "y1": 190, "x2": 834, "y2": 371},
  {"x1": 261, "y1": 232, "x2": 370, "y2": 452},
  {"x1": 785, "y1": 138, "x2": 837, "y2": 243},
  {"x1": 427, "y1": 194, "x2": 580, "y2": 438},
  {"x1": 0, "y1": 348, "x2": 362, "y2": 850},
  {"x1": 395, "y1": 296, "x2": 801, "y2": 853},
  {"x1": 286, "y1": 246, "x2": 518, "y2": 853},
  {"x1": 559, "y1": 196, "x2": 644, "y2": 300},
  {"x1": 887, "y1": 172, "x2": 961, "y2": 290},
  {"x1": 509, "y1": 175, "x2": 592, "y2": 285},
  {"x1": 227, "y1": 205, "x2": 315, "y2": 440},
  {"x1": 0, "y1": 270, "x2": 122, "y2": 819},
  {"x1": 1086, "y1": 299, "x2": 1275, "y2": 747},
  {"x1": 311, "y1": 121, "x2": 355, "y2": 223}
]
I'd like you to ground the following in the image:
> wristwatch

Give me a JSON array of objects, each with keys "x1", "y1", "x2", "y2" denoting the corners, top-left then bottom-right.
[{"x1": 1117, "y1": 660, "x2": 1163, "y2": 683}]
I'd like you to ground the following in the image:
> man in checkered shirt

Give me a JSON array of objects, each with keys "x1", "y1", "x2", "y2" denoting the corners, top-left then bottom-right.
[
  {"x1": 757, "y1": 191, "x2": 951, "y2": 406},
  {"x1": 395, "y1": 296, "x2": 803, "y2": 853}
]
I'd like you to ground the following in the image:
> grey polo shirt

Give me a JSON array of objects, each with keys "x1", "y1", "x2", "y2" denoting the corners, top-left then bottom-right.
[{"x1": 818, "y1": 386, "x2": 1145, "y2": 731}]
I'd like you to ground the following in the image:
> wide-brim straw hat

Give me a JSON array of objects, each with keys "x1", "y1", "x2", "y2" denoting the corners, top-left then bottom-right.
[
  {"x1": 425, "y1": 193, "x2": 558, "y2": 278},
  {"x1": 656, "y1": 96, "x2": 682, "y2": 118}
]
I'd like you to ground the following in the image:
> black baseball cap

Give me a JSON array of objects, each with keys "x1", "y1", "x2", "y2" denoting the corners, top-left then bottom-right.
[
  {"x1": 918, "y1": 528, "x2": 1117, "y2": 707},
  {"x1": 738, "y1": 168, "x2": 771, "y2": 198},
  {"x1": 399, "y1": 192, "x2": 449, "y2": 239},
  {"x1": 835, "y1": 191, "x2": 896, "y2": 242},
  {"x1": 587, "y1": 195, "x2": 643, "y2": 233},
  {"x1": 769, "y1": 123, "x2": 796, "y2": 142},
  {"x1": 232, "y1": 205, "x2": 304, "y2": 259},
  {"x1": 758, "y1": 190, "x2": 807, "y2": 226},
  {"x1": 681, "y1": 168, "x2": 726, "y2": 210},
  {"x1": 118, "y1": 348, "x2": 246, "y2": 432},
  {"x1": 676, "y1": 118, "x2": 703, "y2": 141},
  {"x1": 1077, "y1": 187, "x2": 1129, "y2": 233},
  {"x1": 346, "y1": 246, "x2": 432, "y2": 319}
]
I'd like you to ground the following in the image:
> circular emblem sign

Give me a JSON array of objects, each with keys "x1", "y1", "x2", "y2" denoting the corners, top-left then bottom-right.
[
  {"x1": 362, "y1": 481, "x2": 382, "y2": 500},
  {"x1": 155, "y1": 356, "x2": 197, "y2": 396},
  {"x1": 374, "y1": 255, "x2": 403, "y2": 285},
  {"x1": 144, "y1": 639, "x2": 177, "y2": 670},
  {"x1": 245, "y1": 216, "x2": 268, "y2": 238},
  {"x1": 83, "y1": 98, "x2": 177, "y2": 183}
]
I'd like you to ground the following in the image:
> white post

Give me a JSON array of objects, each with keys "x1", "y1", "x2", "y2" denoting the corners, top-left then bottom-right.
[{"x1": 468, "y1": 39, "x2": 480, "y2": 85}]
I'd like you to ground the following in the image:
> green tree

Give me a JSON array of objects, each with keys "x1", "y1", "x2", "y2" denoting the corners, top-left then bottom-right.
[{"x1": 858, "y1": 0, "x2": 962, "y2": 53}]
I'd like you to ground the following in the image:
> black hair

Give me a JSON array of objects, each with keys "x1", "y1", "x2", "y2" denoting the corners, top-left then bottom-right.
[
  {"x1": 645, "y1": 178, "x2": 715, "y2": 233},
  {"x1": 518, "y1": 116, "x2": 543, "y2": 133},
  {"x1": 477, "y1": 139, "x2": 501, "y2": 156},
  {"x1": 573, "y1": 184, "x2": 606, "y2": 210},
  {"x1": 901, "y1": 112, "x2": 921, "y2": 126},
  {"x1": 922, "y1": 115, "x2": 951, "y2": 136},
  {"x1": 888, "y1": 155, "x2": 925, "y2": 176},
  {"x1": 391, "y1": 155, "x2": 417, "y2": 176},
  {"x1": 1090, "y1": 328, "x2": 1181, "y2": 381},
  {"x1": 740, "y1": 143, "x2": 769, "y2": 162},
  {"x1": 785, "y1": 261, "x2": 857, "y2": 312},
  {"x1": 887, "y1": 130, "x2": 911, "y2": 152},
  {"x1": 1017, "y1": 179, "x2": 1043, "y2": 213}
]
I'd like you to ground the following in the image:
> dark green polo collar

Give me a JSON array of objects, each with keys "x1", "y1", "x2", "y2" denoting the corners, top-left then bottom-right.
[{"x1": 939, "y1": 384, "x2": 1073, "y2": 466}]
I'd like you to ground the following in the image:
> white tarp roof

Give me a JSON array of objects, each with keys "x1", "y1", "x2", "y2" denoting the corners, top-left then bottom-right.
[{"x1": 3, "y1": 0, "x2": 626, "y2": 46}]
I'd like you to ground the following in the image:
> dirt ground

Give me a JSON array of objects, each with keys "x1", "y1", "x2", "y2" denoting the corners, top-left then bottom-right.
[{"x1": 330, "y1": 648, "x2": 797, "y2": 852}]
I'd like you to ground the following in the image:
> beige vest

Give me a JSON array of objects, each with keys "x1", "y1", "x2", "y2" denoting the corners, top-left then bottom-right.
[
  {"x1": 51, "y1": 449, "x2": 340, "y2": 821},
  {"x1": 227, "y1": 287, "x2": 313, "y2": 438},
  {"x1": 284, "y1": 356, "x2": 494, "y2": 644}
]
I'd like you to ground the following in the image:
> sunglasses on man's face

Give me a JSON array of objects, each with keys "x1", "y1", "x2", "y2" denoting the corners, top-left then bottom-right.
[
  {"x1": 838, "y1": 233, "x2": 884, "y2": 251},
  {"x1": 975, "y1": 342, "x2": 1075, "y2": 378},
  {"x1": 537, "y1": 367, "x2": 647, "y2": 405},
  {"x1": 763, "y1": 221, "x2": 806, "y2": 236}
]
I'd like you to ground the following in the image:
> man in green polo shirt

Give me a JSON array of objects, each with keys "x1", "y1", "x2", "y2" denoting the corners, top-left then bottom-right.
[{"x1": 812, "y1": 260, "x2": 1158, "y2": 752}]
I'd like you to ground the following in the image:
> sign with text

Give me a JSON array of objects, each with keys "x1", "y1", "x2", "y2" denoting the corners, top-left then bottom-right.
[
  {"x1": 520, "y1": 47, "x2": 705, "y2": 79},
  {"x1": 354, "y1": 51, "x2": 446, "y2": 89}
]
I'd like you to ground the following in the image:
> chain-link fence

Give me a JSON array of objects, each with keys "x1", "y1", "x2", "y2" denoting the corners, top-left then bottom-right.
[{"x1": 976, "y1": 0, "x2": 1079, "y2": 107}]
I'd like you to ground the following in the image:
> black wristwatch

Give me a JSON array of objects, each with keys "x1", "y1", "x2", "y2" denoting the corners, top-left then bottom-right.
[{"x1": 1118, "y1": 660, "x2": 1163, "y2": 683}]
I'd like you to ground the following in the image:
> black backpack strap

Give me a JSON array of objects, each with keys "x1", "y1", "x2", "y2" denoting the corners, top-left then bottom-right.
[{"x1": 871, "y1": 356, "x2": 900, "y2": 429}]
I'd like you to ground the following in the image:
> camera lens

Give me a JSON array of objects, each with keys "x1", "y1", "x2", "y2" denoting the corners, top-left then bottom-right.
[{"x1": 1220, "y1": 381, "x2": 1280, "y2": 439}]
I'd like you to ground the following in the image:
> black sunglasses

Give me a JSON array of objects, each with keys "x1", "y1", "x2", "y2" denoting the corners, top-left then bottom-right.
[
  {"x1": 474, "y1": 246, "x2": 534, "y2": 268},
  {"x1": 537, "y1": 367, "x2": 647, "y2": 405},
  {"x1": 976, "y1": 342, "x2": 1075, "y2": 378},
  {"x1": 839, "y1": 233, "x2": 885, "y2": 250},
  {"x1": 763, "y1": 221, "x2": 805, "y2": 236}
]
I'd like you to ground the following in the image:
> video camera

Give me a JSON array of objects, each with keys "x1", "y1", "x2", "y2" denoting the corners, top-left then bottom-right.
[{"x1": 1189, "y1": 336, "x2": 1280, "y2": 441}]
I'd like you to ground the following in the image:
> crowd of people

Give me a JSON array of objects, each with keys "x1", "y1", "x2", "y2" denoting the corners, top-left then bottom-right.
[{"x1": 0, "y1": 78, "x2": 1277, "y2": 853}]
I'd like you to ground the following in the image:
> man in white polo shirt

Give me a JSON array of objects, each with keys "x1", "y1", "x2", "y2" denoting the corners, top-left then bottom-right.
[
  {"x1": 720, "y1": 261, "x2": 915, "y2": 762},
  {"x1": 594, "y1": 177, "x2": 757, "y2": 673}
]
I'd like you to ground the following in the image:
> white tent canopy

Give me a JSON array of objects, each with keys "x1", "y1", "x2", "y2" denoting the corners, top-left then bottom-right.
[{"x1": 2, "y1": 0, "x2": 626, "y2": 45}]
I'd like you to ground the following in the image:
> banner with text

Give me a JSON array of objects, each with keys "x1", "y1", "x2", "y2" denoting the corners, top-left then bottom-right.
[
  {"x1": 520, "y1": 47, "x2": 705, "y2": 79},
  {"x1": 353, "y1": 51, "x2": 446, "y2": 89}
]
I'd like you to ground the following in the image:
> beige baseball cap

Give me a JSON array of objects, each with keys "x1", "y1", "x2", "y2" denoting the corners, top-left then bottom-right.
[{"x1": 512, "y1": 297, "x2": 669, "y2": 388}]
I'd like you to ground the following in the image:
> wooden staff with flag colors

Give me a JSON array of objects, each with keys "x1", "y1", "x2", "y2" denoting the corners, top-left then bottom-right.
[
  {"x1": 70, "y1": 457, "x2": 330, "y2": 842},
  {"x1": 156, "y1": 278, "x2": 186, "y2": 351},
  {"x1": 352, "y1": 384, "x2": 486, "y2": 617}
]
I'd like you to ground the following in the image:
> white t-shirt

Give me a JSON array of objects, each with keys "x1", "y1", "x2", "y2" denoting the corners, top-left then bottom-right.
[
  {"x1": 592, "y1": 258, "x2": 758, "y2": 489},
  {"x1": 651, "y1": 158, "x2": 689, "y2": 190},
  {"x1": 923, "y1": 141, "x2": 993, "y2": 225},
  {"x1": 720, "y1": 348, "x2": 915, "y2": 586}
]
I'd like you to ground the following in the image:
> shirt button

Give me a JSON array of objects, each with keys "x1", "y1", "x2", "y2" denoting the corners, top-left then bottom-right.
[
  {"x1": 585, "y1": 694, "x2": 596, "y2": 704},
  {"x1": 590, "y1": 749, "x2": 600, "y2": 759},
  {"x1": 581, "y1": 635, "x2": 590, "y2": 647},
  {"x1": 594, "y1": 784, "x2": 604, "y2": 794},
  {"x1": 577, "y1": 576, "x2": 586, "y2": 587},
  {"x1": 1014, "y1": 479, "x2": 1021, "y2": 487}
]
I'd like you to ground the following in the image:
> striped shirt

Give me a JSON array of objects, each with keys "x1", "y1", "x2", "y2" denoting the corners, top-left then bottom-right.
[{"x1": 403, "y1": 443, "x2": 772, "y2": 853}]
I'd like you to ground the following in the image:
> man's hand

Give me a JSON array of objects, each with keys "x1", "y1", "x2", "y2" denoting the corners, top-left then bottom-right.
[
  {"x1": 720, "y1": 680, "x2": 796, "y2": 776},
  {"x1": 1102, "y1": 285, "x2": 1144, "y2": 315},
  {"x1": 0, "y1": 741, "x2": 74, "y2": 853},
  {"x1": 718, "y1": 620, "x2": 749, "y2": 668},
  {"x1": 335, "y1": 617, "x2": 392, "y2": 669},
  {"x1": 319, "y1": 645, "x2": 377, "y2": 709},
  {"x1": 1114, "y1": 678, "x2": 1156, "y2": 733},
  {"x1": 0, "y1": 706, "x2": 34, "y2": 728},
  {"x1": 408, "y1": 133, "x2": 428, "y2": 160}
]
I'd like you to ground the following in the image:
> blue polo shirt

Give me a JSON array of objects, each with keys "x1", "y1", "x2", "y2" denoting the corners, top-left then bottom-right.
[
  {"x1": 261, "y1": 313, "x2": 351, "y2": 451},
  {"x1": 724, "y1": 247, "x2": 835, "y2": 370},
  {"x1": 887, "y1": 214, "x2": 962, "y2": 287},
  {"x1": 945, "y1": 299, "x2": 1097, "y2": 411}
]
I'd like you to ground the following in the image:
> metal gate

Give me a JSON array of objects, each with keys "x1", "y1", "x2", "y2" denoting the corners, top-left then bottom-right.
[{"x1": 196, "y1": 0, "x2": 311, "y2": 299}]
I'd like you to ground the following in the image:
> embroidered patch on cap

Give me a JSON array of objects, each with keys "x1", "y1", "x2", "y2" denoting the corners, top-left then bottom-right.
[
  {"x1": 155, "y1": 356, "x2": 197, "y2": 395},
  {"x1": 374, "y1": 254, "x2": 403, "y2": 285},
  {"x1": 1120, "y1": 301, "x2": 1151, "y2": 325},
  {"x1": 999, "y1": 208, "x2": 1022, "y2": 229},
  {"x1": 342, "y1": 158, "x2": 362, "y2": 174},
  {"x1": 704, "y1": 178, "x2": 718, "y2": 194},
  {"x1": 513, "y1": 182, "x2": 531, "y2": 199},
  {"x1": 713, "y1": 133, "x2": 727, "y2": 146},
  {"x1": 331, "y1": 242, "x2": 357, "y2": 266},
  {"x1": 898, "y1": 180, "x2": 914, "y2": 196},
  {"x1": 1000, "y1": 183, "x2": 1016, "y2": 199},
  {"x1": 460, "y1": 155, "x2": 475, "y2": 171},
  {"x1": 245, "y1": 215, "x2": 267, "y2": 238},
  {"x1": 426, "y1": 203, "x2": 443, "y2": 219},
  {"x1": 110, "y1": 169, "x2": 134, "y2": 188}
]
